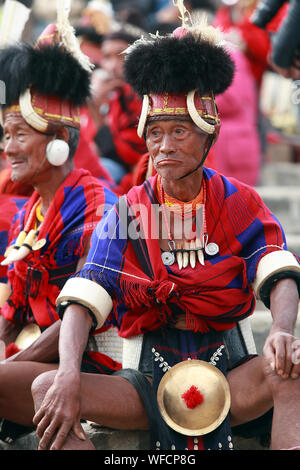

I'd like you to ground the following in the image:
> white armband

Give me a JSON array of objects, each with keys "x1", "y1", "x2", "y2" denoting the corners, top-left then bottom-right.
[
  {"x1": 56, "y1": 277, "x2": 113, "y2": 329},
  {"x1": 253, "y1": 250, "x2": 300, "y2": 304}
]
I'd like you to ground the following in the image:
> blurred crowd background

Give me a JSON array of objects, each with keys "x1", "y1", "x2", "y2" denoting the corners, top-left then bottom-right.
[{"x1": 0, "y1": 0, "x2": 299, "y2": 188}]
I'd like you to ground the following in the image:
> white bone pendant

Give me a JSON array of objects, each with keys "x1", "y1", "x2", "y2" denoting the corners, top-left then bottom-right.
[
  {"x1": 176, "y1": 241, "x2": 183, "y2": 270},
  {"x1": 182, "y1": 240, "x2": 189, "y2": 268},
  {"x1": 189, "y1": 240, "x2": 196, "y2": 268},
  {"x1": 197, "y1": 249, "x2": 205, "y2": 266}
]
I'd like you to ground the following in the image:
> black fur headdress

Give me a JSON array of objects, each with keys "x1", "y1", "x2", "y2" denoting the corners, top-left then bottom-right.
[
  {"x1": 0, "y1": 42, "x2": 91, "y2": 109},
  {"x1": 123, "y1": 6, "x2": 235, "y2": 138},
  {"x1": 124, "y1": 32, "x2": 235, "y2": 97}
]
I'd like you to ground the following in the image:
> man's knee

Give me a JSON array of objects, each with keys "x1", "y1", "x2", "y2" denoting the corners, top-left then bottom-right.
[
  {"x1": 31, "y1": 370, "x2": 56, "y2": 406},
  {"x1": 262, "y1": 358, "x2": 300, "y2": 399}
]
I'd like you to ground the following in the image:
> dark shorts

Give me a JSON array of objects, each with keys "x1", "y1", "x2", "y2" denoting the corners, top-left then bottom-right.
[{"x1": 114, "y1": 325, "x2": 272, "y2": 450}]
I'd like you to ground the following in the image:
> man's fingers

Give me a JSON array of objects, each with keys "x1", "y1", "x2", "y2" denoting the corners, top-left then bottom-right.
[
  {"x1": 32, "y1": 407, "x2": 45, "y2": 426},
  {"x1": 263, "y1": 340, "x2": 276, "y2": 371},
  {"x1": 38, "y1": 419, "x2": 61, "y2": 450},
  {"x1": 49, "y1": 422, "x2": 73, "y2": 451},
  {"x1": 35, "y1": 413, "x2": 52, "y2": 440},
  {"x1": 291, "y1": 340, "x2": 300, "y2": 378},
  {"x1": 72, "y1": 421, "x2": 86, "y2": 441},
  {"x1": 274, "y1": 335, "x2": 291, "y2": 377}
]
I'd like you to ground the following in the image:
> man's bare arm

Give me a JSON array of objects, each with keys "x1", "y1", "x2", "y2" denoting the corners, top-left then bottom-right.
[
  {"x1": 33, "y1": 303, "x2": 92, "y2": 450},
  {"x1": 263, "y1": 278, "x2": 300, "y2": 379}
]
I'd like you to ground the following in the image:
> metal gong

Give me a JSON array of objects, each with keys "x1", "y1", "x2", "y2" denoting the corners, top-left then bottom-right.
[
  {"x1": 157, "y1": 359, "x2": 231, "y2": 436},
  {"x1": 15, "y1": 323, "x2": 41, "y2": 350}
]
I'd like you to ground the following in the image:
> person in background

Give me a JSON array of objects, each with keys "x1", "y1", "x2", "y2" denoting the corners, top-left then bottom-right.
[
  {"x1": 251, "y1": 0, "x2": 300, "y2": 80},
  {"x1": 213, "y1": 44, "x2": 262, "y2": 186}
]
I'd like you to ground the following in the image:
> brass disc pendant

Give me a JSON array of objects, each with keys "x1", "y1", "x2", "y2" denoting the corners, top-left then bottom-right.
[
  {"x1": 157, "y1": 359, "x2": 231, "y2": 436},
  {"x1": 15, "y1": 324, "x2": 41, "y2": 350}
]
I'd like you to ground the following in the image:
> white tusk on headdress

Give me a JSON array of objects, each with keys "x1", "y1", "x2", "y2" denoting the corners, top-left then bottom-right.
[
  {"x1": 186, "y1": 90, "x2": 215, "y2": 135},
  {"x1": 19, "y1": 89, "x2": 49, "y2": 133},
  {"x1": 137, "y1": 94, "x2": 150, "y2": 138}
]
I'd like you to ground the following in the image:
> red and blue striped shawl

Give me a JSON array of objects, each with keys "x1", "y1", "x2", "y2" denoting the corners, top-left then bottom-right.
[
  {"x1": 2, "y1": 168, "x2": 117, "y2": 328},
  {"x1": 80, "y1": 168, "x2": 293, "y2": 337}
]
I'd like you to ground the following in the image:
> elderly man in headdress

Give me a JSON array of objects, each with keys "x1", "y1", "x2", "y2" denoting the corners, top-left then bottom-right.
[
  {"x1": 0, "y1": 3, "x2": 121, "y2": 445},
  {"x1": 31, "y1": 1, "x2": 300, "y2": 451}
]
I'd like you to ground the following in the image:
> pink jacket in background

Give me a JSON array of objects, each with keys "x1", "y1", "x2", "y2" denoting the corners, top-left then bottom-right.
[{"x1": 213, "y1": 48, "x2": 261, "y2": 187}]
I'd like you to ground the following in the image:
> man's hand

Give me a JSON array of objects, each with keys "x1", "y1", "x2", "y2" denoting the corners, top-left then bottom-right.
[
  {"x1": 263, "y1": 328, "x2": 300, "y2": 379},
  {"x1": 268, "y1": 55, "x2": 300, "y2": 80},
  {"x1": 33, "y1": 371, "x2": 85, "y2": 450}
]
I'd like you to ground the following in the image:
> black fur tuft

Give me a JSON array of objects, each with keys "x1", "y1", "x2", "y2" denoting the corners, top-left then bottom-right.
[
  {"x1": 124, "y1": 34, "x2": 235, "y2": 96},
  {"x1": 0, "y1": 43, "x2": 91, "y2": 107}
]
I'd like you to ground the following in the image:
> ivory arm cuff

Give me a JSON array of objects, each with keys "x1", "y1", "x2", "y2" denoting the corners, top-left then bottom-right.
[
  {"x1": 56, "y1": 277, "x2": 113, "y2": 329},
  {"x1": 252, "y1": 250, "x2": 300, "y2": 300}
]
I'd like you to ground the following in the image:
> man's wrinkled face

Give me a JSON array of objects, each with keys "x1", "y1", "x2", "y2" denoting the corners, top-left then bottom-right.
[
  {"x1": 3, "y1": 115, "x2": 51, "y2": 184},
  {"x1": 146, "y1": 119, "x2": 210, "y2": 181}
]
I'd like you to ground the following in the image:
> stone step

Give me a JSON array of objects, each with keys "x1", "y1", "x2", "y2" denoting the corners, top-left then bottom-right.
[
  {"x1": 260, "y1": 162, "x2": 300, "y2": 186},
  {"x1": 0, "y1": 423, "x2": 149, "y2": 451},
  {"x1": 255, "y1": 186, "x2": 300, "y2": 234},
  {"x1": 0, "y1": 422, "x2": 268, "y2": 451},
  {"x1": 285, "y1": 233, "x2": 300, "y2": 255}
]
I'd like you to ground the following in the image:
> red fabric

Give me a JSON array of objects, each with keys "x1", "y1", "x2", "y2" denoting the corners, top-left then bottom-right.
[
  {"x1": 2, "y1": 169, "x2": 106, "y2": 327},
  {"x1": 74, "y1": 132, "x2": 114, "y2": 185},
  {"x1": 114, "y1": 152, "x2": 154, "y2": 196},
  {"x1": 0, "y1": 194, "x2": 28, "y2": 280},
  {"x1": 86, "y1": 351, "x2": 122, "y2": 373},
  {"x1": 80, "y1": 107, "x2": 98, "y2": 147},
  {"x1": 0, "y1": 167, "x2": 33, "y2": 197},
  {"x1": 112, "y1": 174, "x2": 260, "y2": 337},
  {"x1": 5, "y1": 342, "x2": 20, "y2": 358},
  {"x1": 94, "y1": 170, "x2": 287, "y2": 338},
  {"x1": 107, "y1": 83, "x2": 148, "y2": 166},
  {"x1": 80, "y1": 85, "x2": 147, "y2": 168},
  {"x1": 266, "y1": 3, "x2": 289, "y2": 33}
]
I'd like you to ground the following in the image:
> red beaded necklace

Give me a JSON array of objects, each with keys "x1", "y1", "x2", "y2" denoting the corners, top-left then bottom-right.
[{"x1": 157, "y1": 176, "x2": 207, "y2": 268}]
